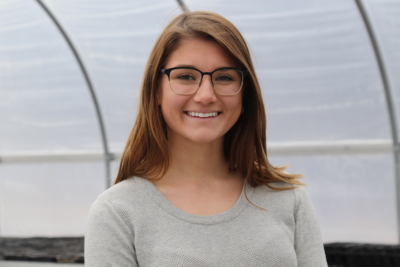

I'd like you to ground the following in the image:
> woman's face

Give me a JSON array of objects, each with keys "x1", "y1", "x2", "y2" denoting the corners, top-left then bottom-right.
[{"x1": 158, "y1": 38, "x2": 242, "y2": 146}]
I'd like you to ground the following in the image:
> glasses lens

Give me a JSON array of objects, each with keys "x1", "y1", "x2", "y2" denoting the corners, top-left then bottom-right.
[
  {"x1": 212, "y1": 69, "x2": 243, "y2": 95},
  {"x1": 169, "y1": 68, "x2": 201, "y2": 95}
]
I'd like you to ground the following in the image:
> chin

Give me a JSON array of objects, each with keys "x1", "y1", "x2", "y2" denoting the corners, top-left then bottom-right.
[{"x1": 184, "y1": 134, "x2": 223, "y2": 145}]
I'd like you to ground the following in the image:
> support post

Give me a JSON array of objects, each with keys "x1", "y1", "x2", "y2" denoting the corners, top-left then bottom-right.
[
  {"x1": 36, "y1": 0, "x2": 113, "y2": 188},
  {"x1": 176, "y1": 0, "x2": 189, "y2": 13},
  {"x1": 355, "y1": 0, "x2": 400, "y2": 243}
]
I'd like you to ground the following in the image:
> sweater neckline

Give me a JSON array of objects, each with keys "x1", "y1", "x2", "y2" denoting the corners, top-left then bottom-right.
[{"x1": 137, "y1": 177, "x2": 253, "y2": 225}]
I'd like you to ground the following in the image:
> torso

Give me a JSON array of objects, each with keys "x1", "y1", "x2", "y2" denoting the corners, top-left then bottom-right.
[{"x1": 86, "y1": 177, "x2": 327, "y2": 267}]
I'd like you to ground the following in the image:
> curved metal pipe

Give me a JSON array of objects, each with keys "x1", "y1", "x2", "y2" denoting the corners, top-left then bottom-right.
[
  {"x1": 176, "y1": 0, "x2": 189, "y2": 13},
  {"x1": 355, "y1": 0, "x2": 400, "y2": 243},
  {"x1": 35, "y1": 0, "x2": 113, "y2": 188}
]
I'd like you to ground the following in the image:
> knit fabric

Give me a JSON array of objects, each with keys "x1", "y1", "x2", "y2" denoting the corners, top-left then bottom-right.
[{"x1": 85, "y1": 177, "x2": 327, "y2": 267}]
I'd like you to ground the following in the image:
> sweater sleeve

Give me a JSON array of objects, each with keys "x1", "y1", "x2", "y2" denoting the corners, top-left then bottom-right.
[
  {"x1": 85, "y1": 196, "x2": 138, "y2": 267},
  {"x1": 293, "y1": 186, "x2": 328, "y2": 267}
]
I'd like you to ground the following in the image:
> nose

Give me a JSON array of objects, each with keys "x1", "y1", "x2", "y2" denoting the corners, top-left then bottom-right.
[{"x1": 193, "y1": 75, "x2": 217, "y2": 105}]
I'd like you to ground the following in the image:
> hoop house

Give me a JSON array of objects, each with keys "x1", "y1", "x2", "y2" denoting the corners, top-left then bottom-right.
[{"x1": 1, "y1": 0, "x2": 399, "y2": 244}]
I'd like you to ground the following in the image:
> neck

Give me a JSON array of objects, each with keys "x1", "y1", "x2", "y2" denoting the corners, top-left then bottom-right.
[{"x1": 161, "y1": 135, "x2": 230, "y2": 185}]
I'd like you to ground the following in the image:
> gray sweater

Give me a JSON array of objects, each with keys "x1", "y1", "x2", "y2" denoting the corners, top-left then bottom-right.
[{"x1": 85, "y1": 177, "x2": 327, "y2": 266}]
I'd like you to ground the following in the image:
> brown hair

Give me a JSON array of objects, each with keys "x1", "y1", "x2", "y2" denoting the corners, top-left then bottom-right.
[{"x1": 114, "y1": 11, "x2": 303, "y2": 190}]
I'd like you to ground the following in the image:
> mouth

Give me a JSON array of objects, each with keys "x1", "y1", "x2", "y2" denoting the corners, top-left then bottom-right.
[{"x1": 185, "y1": 111, "x2": 220, "y2": 118}]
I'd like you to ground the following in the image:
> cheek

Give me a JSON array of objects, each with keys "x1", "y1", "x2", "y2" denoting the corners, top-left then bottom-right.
[
  {"x1": 231, "y1": 97, "x2": 243, "y2": 125},
  {"x1": 229, "y1": 96, "x2": 243, "y2": 115},
  {"x1": 159, "y1": 91, "x2": 187, "y2": 126},
  {"x1": 160, "y1": 104, "x2": 173, "y2": 132}
]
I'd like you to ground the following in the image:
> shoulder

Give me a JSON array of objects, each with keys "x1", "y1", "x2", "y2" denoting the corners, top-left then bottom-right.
[
  {"x1": 254, "y1": 183, "x2": 318, "y2": 225},
  {"x1": 97, "y1": 177, "x2": 141, "y2": 199},
  {"x1": 251, "y1": 182, "x2": 310, "y2": 211},
  {"x1": 98, "y1": 176, "x2": 148, "y2": 201},
  {"x1": 88, "y1": 177, "x2": 150, "y2": 221},
  {"x1": 291, "y1": 185, "x2": 312, "y2": 207}
]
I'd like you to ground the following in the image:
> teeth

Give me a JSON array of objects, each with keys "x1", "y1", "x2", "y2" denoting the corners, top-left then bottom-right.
[{"x1": 187, "y1": 112, "x2": 218, "y2": 118}]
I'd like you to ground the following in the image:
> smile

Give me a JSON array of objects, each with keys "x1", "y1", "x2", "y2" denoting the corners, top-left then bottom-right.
[{"x1": 186, "y1": 112, "x2": 219, "y2": 118}]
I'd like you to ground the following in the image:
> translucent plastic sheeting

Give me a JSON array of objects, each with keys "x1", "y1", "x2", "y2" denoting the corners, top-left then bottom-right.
[
  {"x1": 185, "y1": 0, "x2": 392, "y2": 142},
  {"x1": 363, "y1": 0, "x2": 400, "y2": 140},
  {"x1": 1, "y1": 0, "x2": 399, "y2": 241},
  {"x1": 42, "y1": 0, "x2": 181, "y2": 152},
  {"x1": 270, "y1": 154, "x2": 397, "y2": 244},
  {"x1": 0, "y1": 162, "x2": 105, "y2": 237},
  {"x1": 110, "y1": 159, "x2": 121, "y2": 185},
  {"x1": 0, "y1": 0, "x2": 102, "y2": 153}
]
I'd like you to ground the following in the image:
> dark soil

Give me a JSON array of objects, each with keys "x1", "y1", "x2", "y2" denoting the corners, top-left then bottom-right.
[{"x1": 0, "y1": 237, "x2": 83, "y2": 263}]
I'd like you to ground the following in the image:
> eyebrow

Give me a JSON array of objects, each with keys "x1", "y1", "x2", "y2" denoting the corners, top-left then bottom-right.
[{"x1": 170, "y1": 64, "x2": 236, "y2": 70}]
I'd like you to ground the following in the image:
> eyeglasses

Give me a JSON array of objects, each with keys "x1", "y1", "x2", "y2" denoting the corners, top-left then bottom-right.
[{"x1": 160, "y1": 67, "x2": 248, "y2": 96}]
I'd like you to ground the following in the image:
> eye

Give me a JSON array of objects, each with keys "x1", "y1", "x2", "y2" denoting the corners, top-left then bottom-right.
[
  {"x1": 215, "y1": 75, "x2": 233, "y2": 82},
  {"x1": 176, "y1": 74, "x2": 196, "y2": 81}
]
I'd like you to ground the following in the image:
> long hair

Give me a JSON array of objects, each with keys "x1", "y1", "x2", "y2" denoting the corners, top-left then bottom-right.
[{"x1": 115, "y1": 11, "x2": 303, "y2": 190}]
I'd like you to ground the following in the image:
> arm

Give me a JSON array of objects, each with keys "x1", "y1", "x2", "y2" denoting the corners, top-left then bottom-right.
[
  {"x1": 85, "y1": 196, "x2": 138, "y2": 267},
  {"x1": 293, "y1": 186, "x2": 328, "y2": 267}
]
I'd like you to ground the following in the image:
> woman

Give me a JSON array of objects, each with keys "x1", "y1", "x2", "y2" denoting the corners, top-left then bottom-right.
[{"x1": 85, "y1": 11, "x2": 327, "y2": 267}]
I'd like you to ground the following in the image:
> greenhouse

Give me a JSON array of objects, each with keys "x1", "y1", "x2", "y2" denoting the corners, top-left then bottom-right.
[{"x1": 1, "y1": 0, "x2": 400, "y2": 264}]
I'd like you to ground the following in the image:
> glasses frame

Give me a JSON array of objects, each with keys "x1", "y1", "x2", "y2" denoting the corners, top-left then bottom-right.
[{"x1": 160, "y1": 67, "x2": 249, "y2": 96}]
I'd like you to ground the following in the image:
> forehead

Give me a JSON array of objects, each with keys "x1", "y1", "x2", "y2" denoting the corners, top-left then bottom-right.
[{"x1": 165, "y1": 38, "x2": 238, "y2": 70}]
